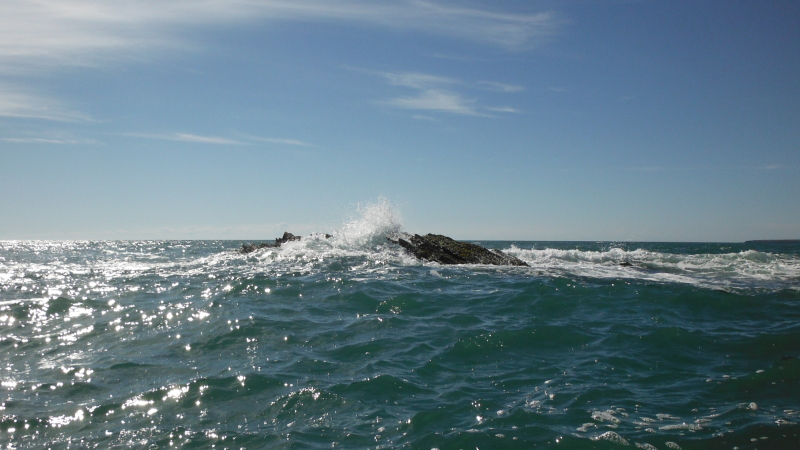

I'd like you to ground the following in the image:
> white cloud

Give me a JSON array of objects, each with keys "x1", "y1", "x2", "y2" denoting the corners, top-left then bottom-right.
[
  {"x1": 412, "y1": 114, "x2": 438, "y2": 121},
  {"x1": 0, "y1": 85, "x2": 92, "y2": 121},
  {"x1": 0, "y1": 137, "x2": 96, "y2": 145},
  {"x1": 382, "y1": 72, "x2": 458, "y2": 89},
  {"x1": 243, "y1": 135, "x2": 315, "y2": 147},
  {"x1": 375, "y1": 70, "x2": 526, "y2": 116},
  {"x1": 0, "y1": 0, "x2": 558, "y2": 75},
  {"x1": 173, "y1": 133, "x2": 244, "y2": 145},
  {"x1": 385, "y1": 89, "x2": 478, "y2": 115},
  {"x1": 126, "y1": 132, "x2": 244, "y2": 145},
  {"x1": 126, "y1": 132, "x2": 313, "y2": 147},
  {"x1": 477, "y1": 81, "x2": 524, "y2": 92},
  {"x1": 485, "y1": 106, "x2": 522, "y2": 113},
  {"x1": 0, "y1": 1, "x2": 555, "y2": 123},
  {"x1": 374, "y1": 71, "x2": 477, "y2": 115}
]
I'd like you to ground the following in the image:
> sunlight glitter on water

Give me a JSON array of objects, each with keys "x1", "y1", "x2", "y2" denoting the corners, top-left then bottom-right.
[{"x1": 1, "y1": 217, "x2": 799, "y2": 448}]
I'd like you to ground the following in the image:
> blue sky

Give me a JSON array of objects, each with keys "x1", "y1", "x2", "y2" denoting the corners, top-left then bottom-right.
[{"x1": 1, "y1": 0, "x2": 798, "y2": 241}]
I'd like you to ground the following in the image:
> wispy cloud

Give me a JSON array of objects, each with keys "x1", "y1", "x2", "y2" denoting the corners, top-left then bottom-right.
[
  {"x1": 373, "y1": 70, "x2": 523, "y2": 117},
  {"x1": 0, "y1": 85, "x2": 93, "y2": 122},
  {"x1": 477, "y1": 81, "x2": 524, "y2": 92},
  {"x1": 0, "y1": 1, "x2": 556, "y2": 126},
  {"x1": 0, "y1": 137, "x2": 96, "y2": 145},
  {"x1": 127, "y1": 132, "x2": 245, "y2": 145},
  {"x1": 485, "y1": 106, "x2": 522, "y2": 113},
  {"x1": 0, "y1": 0, "x2": 559, "y2": 75},
  {"x1": 382, "y1": 72, "x2": 458, "y2": 90},
  {"x1": 373, "y1": 70, "x2": 476, "y2": 115},
  {"x1": 126, "y1": 132, "x2": 313, "y2": 147},
  {"x1": 243, "y1": 135, "x2": 315, "y2": 147},
  {"x1": 384, "y1": 88, "x2": 479, "y2": 116},
  {"x1": 173, "y1": 133, "x2": 244, "y2": 145},
  {"x1": 412, "y1": 114, "x2": 438, "y2": 121}
]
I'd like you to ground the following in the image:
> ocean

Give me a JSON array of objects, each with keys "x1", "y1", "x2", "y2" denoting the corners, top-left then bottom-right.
[{"x1": 1, "y1": 206, "x2": 799, "y2": 449}]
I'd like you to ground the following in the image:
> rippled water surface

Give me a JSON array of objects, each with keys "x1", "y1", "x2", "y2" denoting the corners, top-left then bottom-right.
[{"x1": 1, "y1": 214, "x2": 799, "y2": 449}]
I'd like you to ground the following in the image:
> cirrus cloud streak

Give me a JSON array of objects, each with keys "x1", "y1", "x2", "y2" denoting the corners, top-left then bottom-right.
[
  {"x1": 0, "y1": 0, "x2": 558, "y2": 75},
  {"x1": 125, "y1": 132, "x2": 313, "y2": 147},
  {"x1": 374, "y1": 70, "x2": 523, "y2": 117}
]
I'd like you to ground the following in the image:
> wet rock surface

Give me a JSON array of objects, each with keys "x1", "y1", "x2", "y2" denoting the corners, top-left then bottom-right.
[
  {"x1": 240, "y1": 232, "x2": 320, "y2": 254},
  {"x1": 388, "y1": 233, "x2": 528, "y2": 266},
  {"x1": 241, "y1": 231, "x2": 528, "y2": 267}
]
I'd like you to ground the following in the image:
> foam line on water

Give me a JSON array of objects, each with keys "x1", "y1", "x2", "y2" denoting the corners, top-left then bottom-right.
[{"x1": 505, "y1": 246, "x2": 800, "y2": 291}]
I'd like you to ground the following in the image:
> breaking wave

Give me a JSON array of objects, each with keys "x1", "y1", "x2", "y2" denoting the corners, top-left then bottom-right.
[
  {"x1": 506, "y1": 246, "x2": 800, "y2": 292},
  {"x1": 2, "y1": 199, "x2": 797, "y2": 293}
]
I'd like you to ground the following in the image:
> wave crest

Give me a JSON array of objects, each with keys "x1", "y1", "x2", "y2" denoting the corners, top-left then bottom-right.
[
  {"x1": 505, "y1": 246, "x2": 800, "y2": 291},
  {"x1": 331, "y1": 197, "x2": 403, "y2": 250}
]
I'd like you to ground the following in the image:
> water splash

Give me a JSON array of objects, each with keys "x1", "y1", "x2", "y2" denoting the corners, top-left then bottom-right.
[
  {"x1": 252, "y1": 198, "x2": 415, "y2": 270},
  {"x1": 331, "y1": 197, "x2": 403, "y2": 249}
]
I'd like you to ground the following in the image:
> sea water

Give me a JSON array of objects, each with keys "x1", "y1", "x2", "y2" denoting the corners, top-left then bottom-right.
[{"x1": 1, "y1": 204, "x2": 799, "y2": 449}]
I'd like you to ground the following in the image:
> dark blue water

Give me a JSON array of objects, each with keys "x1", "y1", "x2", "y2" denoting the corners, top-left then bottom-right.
[{"x1": 1, "y1": 221, "x2": 799, "y2": 449}]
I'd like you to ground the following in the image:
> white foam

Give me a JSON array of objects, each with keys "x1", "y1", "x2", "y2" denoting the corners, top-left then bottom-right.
[
  {"x1": 592, "y1": 431, "x2": 629, "y2": 445},
  {"x1": 505, "y1": 246, "x2": 800, "y2": 291},
  {"x1": 332, "y1": 197, "x2": 402, "y2": 249},
  {"x1": 248, "y1": 198, "x2": 418, "y2": 273},
  {"x1": 3, "y1": 213, "x2": 798, "y2": 292}
]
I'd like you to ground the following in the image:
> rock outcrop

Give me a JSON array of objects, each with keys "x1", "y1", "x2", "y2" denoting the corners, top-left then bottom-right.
[
  {"x1": 241, "y1": 231, "x2": 529, "y2": 267},
  {"x1": 388, "y1": 233, "x2": 528, "y2": 266},
  {"x1": 239, "y1": 232, "x2": 318, "y2": 254}
]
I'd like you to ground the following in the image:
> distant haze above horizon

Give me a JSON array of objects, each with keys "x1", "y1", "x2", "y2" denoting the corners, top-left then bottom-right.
[{"x1": 1, "y1": 1, "x2": 798, "y2": 242}]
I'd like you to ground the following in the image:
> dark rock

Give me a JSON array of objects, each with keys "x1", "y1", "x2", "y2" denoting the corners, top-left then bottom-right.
[
  {"x1": 239, "y1": 232, "x2": 331, "y2": 254},
  {"x1": 388, "y1": 233, "x2": 528, "y2": 266},
  {"x1": 240, "y1": 231, "x2": 527, "y2": 267},
  {"x1": 276, "y1": 231, "x2": 301, "y2": 245},
  {"x1": 619, "y1": 261, "x2": 633, "y2": 267},
  {"x1": 239, "y1": 242, "x2": 272, "y2": 254}
]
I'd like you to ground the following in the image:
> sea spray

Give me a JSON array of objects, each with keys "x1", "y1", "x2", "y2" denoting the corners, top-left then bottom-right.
[
  {"x1": 255, "y1": 198, "x2": 413, "y2": 270},
  {"x1": 332, "y1": 197, "x2": 403, "y2": 249}
]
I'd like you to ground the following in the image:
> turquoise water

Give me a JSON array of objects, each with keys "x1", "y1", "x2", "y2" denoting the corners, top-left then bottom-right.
[{"x1": 1, "y1": 213, "x2": 799, "y2": 449}]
